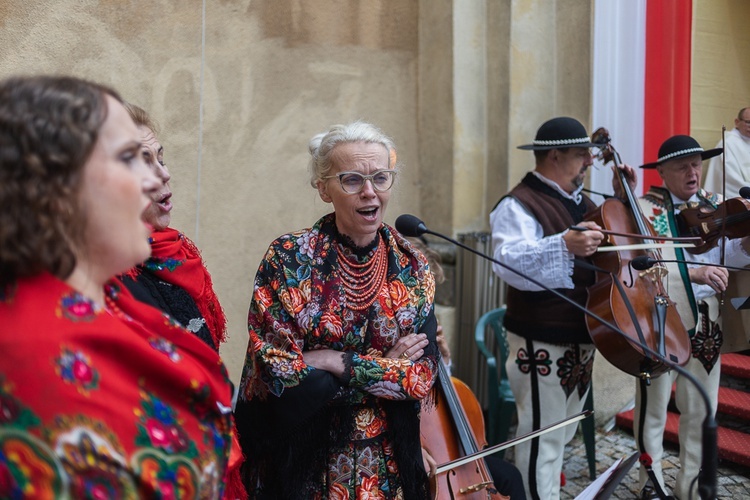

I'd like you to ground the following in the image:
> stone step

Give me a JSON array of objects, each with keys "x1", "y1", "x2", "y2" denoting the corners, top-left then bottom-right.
[
  {"x1": 615, "y1": 408, "x2": 750, "y2": 468},
  {"x1": 615, "y1": 353, "x2": 750, "y2": 469},
  {"x1": 667, "y1": 385, "x2": 750, "y2": 421},
  {"x1": 722, "y1": 353, "x2": 750, "y2": 380}
]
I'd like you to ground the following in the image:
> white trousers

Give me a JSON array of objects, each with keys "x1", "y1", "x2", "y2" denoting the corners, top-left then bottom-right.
[
  {"x1": 633, "y1": 354, "x2": 720, "y2": 499},
  {"x1": 506, "y1": 332, "x2": 595, "y2": 500}
]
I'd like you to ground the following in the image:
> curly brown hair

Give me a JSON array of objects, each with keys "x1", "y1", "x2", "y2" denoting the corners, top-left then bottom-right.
[{"x1": 0, "y1": 75, "x2": 123, "y2": 290}]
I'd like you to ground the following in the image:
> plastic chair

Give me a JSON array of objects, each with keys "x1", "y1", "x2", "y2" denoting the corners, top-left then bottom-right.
[{"x1": 474, "y1": 306, "x2": 597, "y2": 479}]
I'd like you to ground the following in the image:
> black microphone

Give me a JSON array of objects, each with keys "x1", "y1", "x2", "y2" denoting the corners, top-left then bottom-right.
[
  {"x1": 396, "y1": 214, "x2": 718, "y2": 500},
  {"x1": 739, "y1": 186, "x2": 750, "y2": 199},
  {"x1": 395, "y1": 214, "x2": 428, "y2": 237},
  {"x1": 630, "y1": 255, "x2": 750, "y2": 273}
]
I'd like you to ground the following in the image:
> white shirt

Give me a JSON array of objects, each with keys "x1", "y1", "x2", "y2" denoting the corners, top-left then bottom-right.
[
  {"x1": 489, "y1": 172, "x2": 583, "y2": 291},
  {"x1": 703, "y1": 128, "x2": 750, "y2": 198}
]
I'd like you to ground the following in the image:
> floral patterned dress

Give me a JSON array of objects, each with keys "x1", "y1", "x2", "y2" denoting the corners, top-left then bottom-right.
[
  {"x1": 236, "y1": 214, "x2": 438, "y2": 500},
  {"x1": 0, "y1": 273, "x2": 235, "y2": 499}
]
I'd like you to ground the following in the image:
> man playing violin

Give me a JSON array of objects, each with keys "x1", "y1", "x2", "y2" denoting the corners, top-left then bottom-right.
[
  {"x1": 634, "y1": 134, "x2": 750, "y2": 500},
  {"x1": 489, "y1": 117, "x2": 635, "y2": 500}
]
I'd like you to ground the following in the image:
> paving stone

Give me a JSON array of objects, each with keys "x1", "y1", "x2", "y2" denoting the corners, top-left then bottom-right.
[{"x1": 558, "y1": 427, "x2": 750, "y2": 499}]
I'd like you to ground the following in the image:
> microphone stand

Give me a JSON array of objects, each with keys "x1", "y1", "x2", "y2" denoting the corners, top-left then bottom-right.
[{"x1": 399, "y1": 216, "x2": 718, "y2": 500}]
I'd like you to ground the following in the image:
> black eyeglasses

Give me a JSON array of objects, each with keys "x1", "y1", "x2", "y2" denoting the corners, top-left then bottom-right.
[{"x1": 322, "y1": 169, "x2": 397, "y2": 194}]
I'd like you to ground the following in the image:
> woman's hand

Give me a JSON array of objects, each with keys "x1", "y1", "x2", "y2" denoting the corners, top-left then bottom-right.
[
  {"x1": 436, "y1": 324, "x2": 450, "y2": 366},
  {"x1": 386, "y1": 333, "x2": 428, "y2": 362},
  {"x1": 689, "y1": 265, "x2": 729, "y2": 293},
  {"x1": 422, "y1": 446, "x2": 437, "y2": 477},
  {"x1": 302, "y1": 348, "x2": 346, "y2": 377}
]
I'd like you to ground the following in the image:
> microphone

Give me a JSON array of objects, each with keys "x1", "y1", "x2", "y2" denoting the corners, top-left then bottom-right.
[
  {"x1": 395, "y1": 214, "x2": 718, "y2": 500},
  {"x1": 630, "y1": 255, "x2": 750, "y2": 273},
  {"x1": 395, "y1": 214, "x2": 428, "y2": 237},
  {"x1": 739, "y1": 186, "x2": 750, "y2": 199}
]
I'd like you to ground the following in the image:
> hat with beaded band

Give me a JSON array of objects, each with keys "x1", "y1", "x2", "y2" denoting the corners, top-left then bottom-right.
[
  {"x1": 517, "y1": 116, "x2": 599, "y2": 151},
  {"x1": 639, "y1": 134, "x2": 723, "y2": 169}
]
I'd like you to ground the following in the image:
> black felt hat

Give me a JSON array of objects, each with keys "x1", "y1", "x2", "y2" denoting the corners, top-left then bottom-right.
[
  {"x1": 517, "y1": 117, "x2": 599, "y2": 150},
  {"x1": 639, "y1": 135, "x2": 723, "y2": 169}
]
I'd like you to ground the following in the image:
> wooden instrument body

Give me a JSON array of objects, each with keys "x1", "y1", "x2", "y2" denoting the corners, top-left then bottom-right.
[
  {"x1": 420, "y1": 363, "x2": 504, "y2": 499},
  {"x1": 676, "y1": 197, "x2": 750, "y2": 254},
  {"x1": 584, "y1": 198, "x2": 691, "y2": 377}
]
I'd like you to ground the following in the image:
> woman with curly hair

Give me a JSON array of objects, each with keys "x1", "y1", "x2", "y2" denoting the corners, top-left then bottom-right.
[
  {"x1": 0, "y1": 75, "x2": 235, "y2": 498},
  {"x1": 235, "y1": 121, "x2": 438, "y2": 499}
]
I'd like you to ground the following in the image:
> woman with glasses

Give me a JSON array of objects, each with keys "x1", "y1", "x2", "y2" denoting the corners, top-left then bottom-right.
[{"x1": 235, "y1": 121, "x2": 439, "y2": 499}]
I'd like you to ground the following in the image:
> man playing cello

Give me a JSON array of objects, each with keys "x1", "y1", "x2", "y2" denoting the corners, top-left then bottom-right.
[{"x1": 489, "y1": 117, "x2": 635, "y2": 500}]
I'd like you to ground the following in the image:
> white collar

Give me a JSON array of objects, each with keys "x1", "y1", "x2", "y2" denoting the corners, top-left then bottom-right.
[
  {"x1": 531, "y1": 171, "x2": 584, "y2": 204},
  {"x1": 669, "y1": 191, "x2": 701, "y2": 213}
]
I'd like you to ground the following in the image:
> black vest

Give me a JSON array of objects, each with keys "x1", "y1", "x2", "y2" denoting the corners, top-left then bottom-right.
[{"x1": 502, "y1": 173, "x2": 596, "y2": 344}]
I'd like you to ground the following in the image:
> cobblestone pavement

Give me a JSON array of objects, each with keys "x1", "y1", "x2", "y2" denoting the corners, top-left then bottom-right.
[
  {"x1": 557, "y1": 427, "x2": 750, "y2": 499},
  {"x1": 500, "y1": 425, "x2": 750, "y2": 498}
]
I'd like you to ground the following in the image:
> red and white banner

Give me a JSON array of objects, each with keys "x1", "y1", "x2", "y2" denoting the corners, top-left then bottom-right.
[{"x1": 590, "y1": 0, "x2": 693, "y2": 199}]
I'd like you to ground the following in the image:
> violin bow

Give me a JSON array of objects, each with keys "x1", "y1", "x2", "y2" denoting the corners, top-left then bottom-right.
[
  {"x1": 434, "y1": 410, "x2": 592, "y2": 474},
  {"x1": 569, "y1": 225, "x2": 701, "y2": 243},
  {"x1": 596, "y1": 242, "x2": 695, "y2": 252}
]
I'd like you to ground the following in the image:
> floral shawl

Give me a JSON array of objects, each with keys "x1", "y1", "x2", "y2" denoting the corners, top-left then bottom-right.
[
  {"x1": 120, "y1": 227, "x2": 246, "y2": 499},
  {"x1": 236, "y1": 213, "x2": 438, "y2": 499},
  {"x1": 125, "y1": 227, "x2": 227, "y2": 350},
  {"x1": 0, "y1": 273, "x2": 235, "y2": 499}
]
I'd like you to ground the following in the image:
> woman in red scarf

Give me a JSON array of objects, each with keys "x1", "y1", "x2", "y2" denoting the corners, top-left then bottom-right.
[
  {"x1": 118, "y1": 103, "x2": 246, "y2": 499},
  {"x1": 119, "y1": 103, "x2": 226, "y2": 352},
  {"x1": 0, "y1": 76, "x2": 235, "y2": 498}
]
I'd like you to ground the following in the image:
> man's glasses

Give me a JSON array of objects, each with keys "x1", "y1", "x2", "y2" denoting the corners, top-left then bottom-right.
[
  {"x1": 740, "y1": 119, "x2": 750, "y2": 125},
  {"x1": 322, "y1": 169, "x2": 397, "y2": 194}
]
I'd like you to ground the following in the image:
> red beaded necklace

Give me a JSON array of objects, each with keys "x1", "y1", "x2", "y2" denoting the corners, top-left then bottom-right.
[{"x1": 337, "y1": 236, "x2": 388, "y2": 311}]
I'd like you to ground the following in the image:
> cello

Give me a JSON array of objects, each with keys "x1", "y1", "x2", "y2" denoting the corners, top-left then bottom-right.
[
  {"x1": 420, "y1": 360, "x2": 506, "y2": 499},
  {"x1": 583, "y1": 128, "x2": 691, "y2": 380}
]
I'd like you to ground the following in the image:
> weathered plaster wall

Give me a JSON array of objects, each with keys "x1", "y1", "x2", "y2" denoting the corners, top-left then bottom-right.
[
  {"x1": 507, "y1": 0, "x2": 592, "y2": 189},
  {"x1": 691, "y1": 0, "x2": 750, "y2": 148}
]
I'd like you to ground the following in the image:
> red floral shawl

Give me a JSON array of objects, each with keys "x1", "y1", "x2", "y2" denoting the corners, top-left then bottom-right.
[
  {"x1": 137, "y1": 227, "x2": 227, "y2": 347},
  {"x1": 0, "y1": 273, "x2": 234, "y2": 498}
]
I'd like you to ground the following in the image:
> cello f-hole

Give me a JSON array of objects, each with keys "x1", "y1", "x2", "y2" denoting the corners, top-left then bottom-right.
[{"x1": 446, "y1": 469, "x2": 456, "y2": 499}]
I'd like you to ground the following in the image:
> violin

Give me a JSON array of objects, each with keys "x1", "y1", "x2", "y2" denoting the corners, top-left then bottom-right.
[
  {"x1": 582, "y1": 128, "x2": 691, "y2": 379},
  {"x1": 675, "y1": 197, "x2": 750, "y2": 254},
  {"x1": 420, "y1": 360, "x2": 506, "y2": 499}
]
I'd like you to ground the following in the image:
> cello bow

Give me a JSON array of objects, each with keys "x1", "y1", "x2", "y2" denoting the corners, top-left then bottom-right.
[{"x1": 435, "y1": 410, "x2": 592, "y2": 474}]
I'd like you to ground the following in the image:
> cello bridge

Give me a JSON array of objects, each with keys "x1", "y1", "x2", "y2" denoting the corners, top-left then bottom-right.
[
  {"x1": 459, "y1": 481, "x2": 494, "y2": 494},
  {"x1": 638, "y1": 266, "x2": 668, "y2": 283}
]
